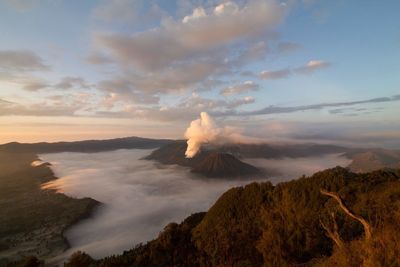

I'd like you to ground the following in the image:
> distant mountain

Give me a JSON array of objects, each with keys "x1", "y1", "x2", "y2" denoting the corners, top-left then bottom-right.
[
  {"x1": 346, "y1": 149, "x2": 400, "y2": 173},
  {"x1": 146, "y1": 140, "x2": 352, "y2": 162},
  {"x1": 191, "y1": 152, "x2": 261, "y2": 178},
  {"x1": 145, "y1": 141, "x2": 400, "y2": 174},
  {"x1": 143, "y1": 140, "x2": 200, "y2": 166},
  {"x1": 218, "y1": 142, "x2": 353, "y2": 158},
  {"x1": 144, "y1": 141, "x2": 261, "y2": 178},
  {"x1": 4, "y1": 136, "x2": 400, "y2": 174},
  {"x1": 0, "y1": 136, "x2": 174, "y2": 154}
]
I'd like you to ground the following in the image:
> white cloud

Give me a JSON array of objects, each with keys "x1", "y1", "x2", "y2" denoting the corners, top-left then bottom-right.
[
  {"x1": 22, "y1": 80, "x2": 48, "y2": 91},
  {"x1": 94, "y1": 91, "x2": 257, "y2": 122},
  {"x1": 55, "y1": 76, "x2": 92, "y2": 90},
  {"x1": 235, "y1": 41, "x2": 270, "y2": 65},
  {"x1": 214, "y1": 1, "x2": 239, "y2": 16},
  {"x1": 259, "y1": 59, "x2": 331, "y2": 80},
  {"x1": 97, "y1": 78, "x2": 160, "y2": 106},
  {"x1": 88, "y1": 0, "x2": 287, "y2": 108},
  {"x1": 182, "y1": 7, "x2": 207, "y2": 23},
  {"x1": 220, "y1": 81, "x2": 259, "y2": 95},
  {"x1": 294, "y1": 59, "x2": 331, "y2": 73},
  {"x1": 259, "y1": 69, "x2": 291, "y2": 80},
  {"x1": 0, "y1": 100, "x2": 78, "y2": 117},
  {"x1": 228, "y1": 96, "x2": 255, "y2": 108},
  {"x1": 0, "y1": 91, "x2": 95, "y2": 117},
  {"x1": 94, "y1": 0, "x2": 286, "y2": 72}
]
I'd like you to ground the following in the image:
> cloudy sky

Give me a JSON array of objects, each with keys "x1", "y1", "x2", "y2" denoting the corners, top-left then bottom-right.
[{"x1": 0, "y1": 0, "x2": 399, "y2": 147}]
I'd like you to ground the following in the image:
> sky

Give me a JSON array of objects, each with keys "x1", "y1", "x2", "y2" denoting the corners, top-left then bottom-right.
[{"x1": 0, "y1": 0, "x2": 399, "y2": 147}]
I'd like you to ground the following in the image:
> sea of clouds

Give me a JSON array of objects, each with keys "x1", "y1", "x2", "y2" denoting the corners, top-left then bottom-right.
[{"x1": 40, "y1": 149, "x2": 350, "y2": 261}]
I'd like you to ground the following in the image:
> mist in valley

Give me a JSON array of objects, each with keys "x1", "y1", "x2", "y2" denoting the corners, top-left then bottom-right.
[
  {"x1": 244, "y1": 154, "x2": 352, "y2": 184},
  {"x1": 40, "y1": 149, "x2": 350, "y2": 260}
]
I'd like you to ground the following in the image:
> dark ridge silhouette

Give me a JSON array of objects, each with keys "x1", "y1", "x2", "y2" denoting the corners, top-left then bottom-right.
[
  {"x1": 0, "y1": 136, "x2": 174, "y2": 154},
  {"x1": 145, "y1": 141, "x2": 400, "y2": 174},
  {"x1": 191, "y1": 152, "x2": 261, "y2": 178},
  {"x1": 145, "y1": 140, "x2": 352, "y2": 164}
]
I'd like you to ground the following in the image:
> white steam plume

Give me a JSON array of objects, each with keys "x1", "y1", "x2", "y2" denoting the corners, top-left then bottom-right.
[
  {"x1": 184, "y1": 112, "x2": 220, "y2": 158},
  {"x1": 184, "y1": 112, "x2": 259, "y2": 158}
]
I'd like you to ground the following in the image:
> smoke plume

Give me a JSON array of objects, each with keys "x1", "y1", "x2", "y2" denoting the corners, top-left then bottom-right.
[{"x1": 184, "y1": 112, "x2": 220, "y2": 158}]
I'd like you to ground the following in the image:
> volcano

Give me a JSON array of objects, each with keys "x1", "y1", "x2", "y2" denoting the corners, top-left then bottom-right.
[{"x1": 191, "y1": 152, "x2": 261, "y2": 178}]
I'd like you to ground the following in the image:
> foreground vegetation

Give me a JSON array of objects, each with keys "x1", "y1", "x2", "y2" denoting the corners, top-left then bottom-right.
[
  {"x1": 0, "y1": 151, "x2": 98, "y2": 266},
  {"x1": 35, "y1": 166, "x2": 399, "y2": 267}
]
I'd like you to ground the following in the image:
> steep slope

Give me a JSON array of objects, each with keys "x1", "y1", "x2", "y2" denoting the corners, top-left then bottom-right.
[{"x1": 191, "y1": 152, "x2": 261, "y2": 178}]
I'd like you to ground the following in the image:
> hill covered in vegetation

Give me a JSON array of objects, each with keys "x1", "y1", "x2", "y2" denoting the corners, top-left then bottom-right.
[{"x1": 53, "y1": 166, "x2": 400, "y2": 267}]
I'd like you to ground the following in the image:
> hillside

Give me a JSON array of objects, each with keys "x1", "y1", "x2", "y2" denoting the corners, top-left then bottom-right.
[
  {"x1": 346, "y1": 149, "x2": 400, "y2": 173},
  {"x1": 54, "y1": 167, "x2": 400, "y2": 267},
  {"x1": 0, "y1": 151, "x2": 99, "y2": 266}
]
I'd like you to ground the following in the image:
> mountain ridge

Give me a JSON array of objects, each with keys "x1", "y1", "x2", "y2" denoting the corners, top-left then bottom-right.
[{"x1": 0, "y1": 136, "x2": 174, "y2": 154}]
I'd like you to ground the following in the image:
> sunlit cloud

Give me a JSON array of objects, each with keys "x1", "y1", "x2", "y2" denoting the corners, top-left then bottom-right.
[
  {"x1": 220, "y1": 81, "x2": 259, "y2": 95},
  {"x1": 259, "y1": 59, "x2": 330, "y2": 80}
]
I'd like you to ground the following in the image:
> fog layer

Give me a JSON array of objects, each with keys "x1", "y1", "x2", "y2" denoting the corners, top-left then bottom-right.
[
  {"x1": 244, "y1": 154, "x2": 352, "y2": 184},
  {"x1": 40, "y1": 149, "x2": 350, "y2": 260}
]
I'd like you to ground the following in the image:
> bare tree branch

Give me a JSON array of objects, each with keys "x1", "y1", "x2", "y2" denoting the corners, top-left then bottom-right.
[
  {"x1": 320, "y1": 189, "x2": 372, "y2": 240},
  {"x1": 319, "y1": 212, "x2": 344, "y2": 249}
]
